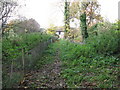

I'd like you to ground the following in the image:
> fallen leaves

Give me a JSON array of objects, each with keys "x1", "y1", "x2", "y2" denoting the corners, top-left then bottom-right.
[{"x1": 18, "y1": 51, "x2": 67, "y2": 88}]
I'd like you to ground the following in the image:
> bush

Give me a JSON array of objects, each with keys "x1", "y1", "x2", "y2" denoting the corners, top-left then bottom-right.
[
  {"x1": 2, "y1": 32, "x2": 52, "y2": 61},
  {"x1": 86, "y1": 29, "x2": 120, "y2": 55}
]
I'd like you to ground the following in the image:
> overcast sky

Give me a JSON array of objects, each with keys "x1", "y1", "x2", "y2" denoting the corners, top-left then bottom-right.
[{"x1": 18, "y1": 0, "x2": 120, "y2": 28}]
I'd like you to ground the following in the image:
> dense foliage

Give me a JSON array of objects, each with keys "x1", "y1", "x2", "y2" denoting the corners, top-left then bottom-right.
[
  {"x1": 2, "y1": 33, "x2": 52, "y2": 61},
  {"x1": 51, "y1": 28, "x2": 120, "y2": 88},
  {"x1": 2, "y1": 32, "x2": 52, "y2": 88},
  {"x1": 86, "y1": 30, "x2": 120, "y2": 55}
]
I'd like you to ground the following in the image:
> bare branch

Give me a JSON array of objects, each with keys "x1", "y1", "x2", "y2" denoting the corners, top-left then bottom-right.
[{"x1": 0, "y1": 0, "x2": 18, "y2": 30}]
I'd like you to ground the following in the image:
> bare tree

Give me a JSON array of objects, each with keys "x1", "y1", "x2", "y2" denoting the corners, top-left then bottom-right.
[{"x1": 0, "y1": 0, "x2": 18, "y2": 32}]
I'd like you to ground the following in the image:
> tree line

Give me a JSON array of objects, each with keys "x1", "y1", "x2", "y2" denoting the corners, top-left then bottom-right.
[{"x1": 64, "y1": 0, "x2": 103, "y2": 41}]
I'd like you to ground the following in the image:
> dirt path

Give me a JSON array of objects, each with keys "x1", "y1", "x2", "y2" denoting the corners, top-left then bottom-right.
[{"x1": 17, "y1": 50, "x2": 67, "y2": 88}]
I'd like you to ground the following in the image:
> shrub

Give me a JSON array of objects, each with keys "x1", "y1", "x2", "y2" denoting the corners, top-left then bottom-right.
[{"x1": 86, "y1": 29, "x2": 120, "y2": 55}]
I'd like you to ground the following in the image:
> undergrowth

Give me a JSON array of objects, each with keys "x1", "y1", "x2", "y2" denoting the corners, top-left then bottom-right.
[
  {"x1": 53, "y1": 30, "x2": 120, "y2": 88},
  {"x1": 2, "y1": 33, "x2": 52, "y2": 61},
  {"x1": 2, "y1": 32, "x2": 52, "y2": 88}
]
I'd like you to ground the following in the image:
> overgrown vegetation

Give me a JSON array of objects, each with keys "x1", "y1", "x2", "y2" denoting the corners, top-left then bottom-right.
[
  {"x1": 2, "y1": 32, "x2": 52, "y2": 88},
  {"x1": 51, "y1": 25, "x2": 120, "y2": 88},
  {"x1": 3, "y1": 33, "x2": 52, "y2": 61},
  {"x1": 1, "y1": 0, "x2": 120, "y2": 88}
]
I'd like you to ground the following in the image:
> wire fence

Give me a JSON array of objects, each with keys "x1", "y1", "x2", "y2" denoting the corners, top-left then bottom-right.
[{"x1": 2, "y1": 37, "x2": 57, "y2": 88}]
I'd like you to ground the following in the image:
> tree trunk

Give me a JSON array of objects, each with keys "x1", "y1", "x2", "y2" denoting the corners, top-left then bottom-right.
[
  {"x1": 80, "y1": 12, "x2": 88, "y2": 42},
  {"x1": 64, "y1": 0, "x2": 70, "y2": 39}
]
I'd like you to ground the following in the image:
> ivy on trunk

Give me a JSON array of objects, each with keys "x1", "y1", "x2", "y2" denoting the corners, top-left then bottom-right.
[
  {"x1": 80, "y1": 12, "x2": 88, "y2": 41},
  {"x1": 64, "y1": 0, "x2": 70, "y2": 39}
]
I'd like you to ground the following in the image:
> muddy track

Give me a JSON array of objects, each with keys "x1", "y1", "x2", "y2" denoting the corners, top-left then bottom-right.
[{"x1": 17, "y1": 50, "x2": 67, "y2": 88}]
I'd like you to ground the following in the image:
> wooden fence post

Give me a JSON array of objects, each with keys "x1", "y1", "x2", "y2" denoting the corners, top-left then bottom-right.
[
  {"x1": 10, "y1": 59, "x2": 13, "y2": 81},
  {"x1": 22, "y1": 48, "x2": 25, "y2": 74}
]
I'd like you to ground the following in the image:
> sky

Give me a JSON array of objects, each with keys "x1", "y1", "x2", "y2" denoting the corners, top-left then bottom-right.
[{"x1": 18, "y1": 0, "x2": 120, "y2": 28}]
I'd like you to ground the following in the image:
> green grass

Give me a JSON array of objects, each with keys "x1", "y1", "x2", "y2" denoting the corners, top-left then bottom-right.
[
  {"x1": 53, "y1": 36, "x2": 119, "y2": 88},
  {"x1": 34, "y1": 29, "x2": 120, "y2": 88}
]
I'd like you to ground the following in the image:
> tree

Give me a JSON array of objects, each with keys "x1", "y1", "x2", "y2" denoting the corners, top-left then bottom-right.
[
  {"x1": 80, "y1": 12, "x2": 88, "y2": 41},
  {"x1": 47, "y1": 24, "x2": 57, "y2": 35},
  {"x1": 69, "y1": 0, "x2": 80, "y2": 20},
  {"x1": 4, "y1": 18, "x2": 41, "y2": 34},
  {"x1": 0, "y1": 0, "x2": 18, "y2": 32},
  {"x1": 68, "y1": 0, "x2": 102, "y2": 41},
  {"x1": 79, "y1": 0, "x2": 89, "y2": 41},
  {"x1": 69, "y1": 0, "x2": 103, "y2": 27},
  {"x1": 64, "y1": 0, "x2": 70, "y2": 39},
  {"x1": 85, "y1": 0, "x2": 103, "y2": 26},
  {"x1": 23, "y1": 18, "x2": 40, "y2": 33}
]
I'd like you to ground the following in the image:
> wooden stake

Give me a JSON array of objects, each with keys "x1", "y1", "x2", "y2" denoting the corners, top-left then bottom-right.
[{"x1": 22, "y1": 48, "x2": 25, "y2": 74}]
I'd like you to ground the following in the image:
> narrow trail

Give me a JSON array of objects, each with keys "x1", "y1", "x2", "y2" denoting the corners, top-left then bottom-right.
[{"x1": 18, "y1": 49, "x2": 67, "y2": 88}]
